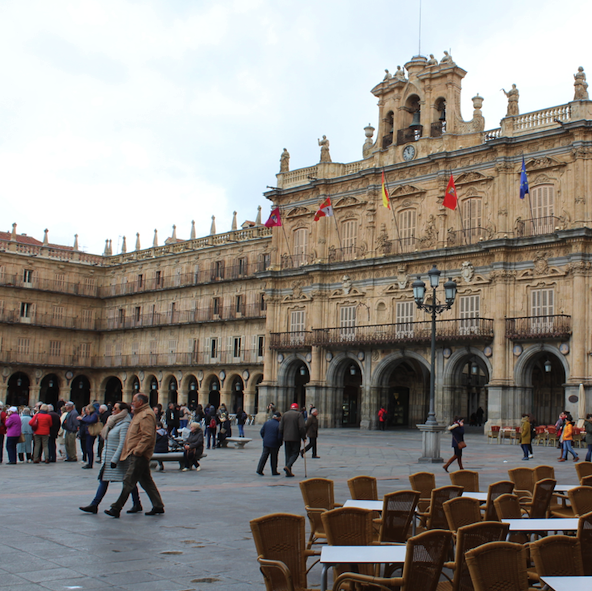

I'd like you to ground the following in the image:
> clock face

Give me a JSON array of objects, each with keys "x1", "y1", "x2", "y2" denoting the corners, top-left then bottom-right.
[{"x1": 403, "y1": 144, "x2": 416, "y2": 161}]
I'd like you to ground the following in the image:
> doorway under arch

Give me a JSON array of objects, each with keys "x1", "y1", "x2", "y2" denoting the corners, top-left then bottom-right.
[
  {"x1": 71, "y1": 375, "x2": 91, "y2": 411},
  {"x1": 531, "y1": 355, "x2": 565, "y2": 426},
  {"x1": 208, "y1": 377, "x2": 221, "y2": 408},
  {"x1": 231, "y1": 377, "x2": 244, "y2": 413},
  {"x1": 342, "y1": 363, "x2": 361, "y2": 427},
  {"x1": 167, "y1": 376, "x2": 178, "y2": 405},
  {"x1": 104, "y1": 377, "x2": 123, "y2": 407},
  {"x1": 148, "y1": 376, "x2": 159, "y2": 409},
  {"x1": 187, "y1": 376, "x2": 198, "y2": 410},
  {"x1": 40, "y1": 374, "x2": 60, "y2": 409},
  {"x1": 7, "y1": 372, "x2": 30, "y2": 407}
]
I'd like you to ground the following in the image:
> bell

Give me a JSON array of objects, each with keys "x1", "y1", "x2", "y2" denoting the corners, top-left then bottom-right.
[
  {"x1": 439, "y1": 106, "x2": 446, "y2": 121},
  {"x1": 411, "y1": 110, "x2": 421, "y2": 126}
]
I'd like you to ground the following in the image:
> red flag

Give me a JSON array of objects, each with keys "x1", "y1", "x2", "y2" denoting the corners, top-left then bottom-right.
[
  {"x1": 443, "y1": 174, "x2": 458, "y2": 210},
  {"x1": 264, "y1": 207, "x2": 282, "y2": 228},
  {"x1": 314, "y1": 197, "x2": 334, "y2": 221},
  {"x1": 381, "y1": 170, "x2": 390, "y2": 209}
]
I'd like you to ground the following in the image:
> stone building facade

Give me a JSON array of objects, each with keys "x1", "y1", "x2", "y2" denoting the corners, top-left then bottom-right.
[{"x1": 2, "y1": 54, "x2": 592, "y2": 431}]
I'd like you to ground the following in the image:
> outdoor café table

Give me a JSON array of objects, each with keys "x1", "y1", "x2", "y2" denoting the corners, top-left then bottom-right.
[
  {"x1": 540, "y1": 576, "x2": 592, "y2": 591},
  {"x1": 461, "y1": 492, "x2": 488, "y2": 502},
  {"x1": 554, "y1": 484, "x2": 579, "y2": 493},
  {"x1": 501, "y1": 518, "x2": 579, "y2": 536},
  {"x1": 320, "y1": 544, "x2": 406, "y2": 591},
  {"x1": 343, "y1": 500, "x2": 383, "y2": 511}
]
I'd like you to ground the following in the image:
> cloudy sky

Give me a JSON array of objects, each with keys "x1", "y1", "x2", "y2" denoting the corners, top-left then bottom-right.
[{"x1": 0, "y1": 0, "x2": 590, "y2": 254}]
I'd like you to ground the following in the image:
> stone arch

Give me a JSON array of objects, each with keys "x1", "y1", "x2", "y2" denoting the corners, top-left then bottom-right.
[
  {"x1": 7, "y1": 371, "x2": 31, "y2": 407},
  {"x1": 443, "y1": 347, "x2": 493, "y2": 385},
  {"x1": 513, "y1": 344, "x2": 569, "y2": 388},
  {"x1": 277, "y1": 353, "x2": 309, "y2": 386},
  {"x1": 326, "y1": 352, "x2": 363, "y2": 387},
  {"x1": 372, "y1": 350, "x2": 430, "y2": 388},
  {"x1": 102, "y1": 376, "x2": 123, "y2": 406}
]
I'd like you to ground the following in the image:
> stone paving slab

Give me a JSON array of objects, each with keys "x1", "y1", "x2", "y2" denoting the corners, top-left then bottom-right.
[{"x1": 0, "y1": 427, "x2": 586, "y2": 590}]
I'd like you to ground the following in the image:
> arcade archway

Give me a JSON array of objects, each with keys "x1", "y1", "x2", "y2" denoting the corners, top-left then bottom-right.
[
  {"x1": 40, "y1": 374, "x2": 60, "y2": 409},
  {"x1": 104, "y1": 377, "x2": 123, "y2": 407},
  {"x1": 7, "y1": 372, "x2": 30, "y2": 407},
  {"x1": 70, "y1": 375, "x2": 91, "y2": 410}
]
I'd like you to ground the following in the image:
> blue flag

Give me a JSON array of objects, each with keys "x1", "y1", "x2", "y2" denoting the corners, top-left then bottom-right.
[{"x1": 520, "y1": 157, "x2": 529, "y2": 199}]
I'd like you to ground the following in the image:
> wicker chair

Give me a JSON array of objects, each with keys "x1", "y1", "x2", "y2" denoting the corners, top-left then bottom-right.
[
  {"x1": 487, "y1": 425, "x2": 501, "y2": 444},
  {"x1": 528, "y1": 534, "x2": 584, "y2": 584},
  {"x1": 532, "y1": 426, "x2": 546, "y2": 446},
  {"x1": 465, "y1": 541, "x2": 538, "y2": 591},
  {"x1": 443, "y1": 497, "x2": 482, "y2": 532},
  {"x1": 299, "y1": 478, "x2": 342, "y2": 549},
  {"x1": 250, "y1": 513, "x2": 317, "y2": 591},
  {"x1": 507, "y1": 467, "x2": 535, "y2": 500},
  {"x1": 493, "y1": 493, "x2": 527, "y2": 544},
  {"x1": 378, "y1": 490, "x2": 420, "y2": 543},
  {"x1": 347, "y1": 475, "x2": 378, "y2": 500},
  {"x1": 438, "y1": 522, "x2": 510, "y2": 591},
  {"x1": 546, "y1": 426, "x2": 558, "y2": 447},
  {"x1": 582, "y1": 475, "x2": 592, "y2": 486},
  {"x1": 576, "y1": 461, "x2": 592, "y2": 483},
  {"x1": 331, "y1": 529, "x2": 452, "y2": 591},
  {"x1": 416, "y1": 485, "x2": 463, "y2": 531},
  {"x1": 533, "y1": 464, "x2": 555, "y2": 482},
  {"x1": 578, "y1": 511, "x2": 592, "y2": 575},
  {"x1": 409, "y1": 471, "x2": 436, "y2": 512},
  {"x1": 482, "y1": 480, "x2": 514, "y2": 522},
  {"x1": 449, "y1": 470, "x2": 480, "y2": 492},
  {"x1": 568, "y1": 485, "x2": 592, "y2": 516},
  {"x1": 520, "y1": 478, "x2": 556, "y2": 518}
]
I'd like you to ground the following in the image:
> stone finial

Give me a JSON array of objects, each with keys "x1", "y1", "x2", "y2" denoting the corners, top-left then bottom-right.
[
  {"x1": 318, "y1": 135, "x2": 331, "y2": 163},
  {"x1": 171, "y1": 225, "x2": 177, "y2": 241},
  {"x1": 10, "y1": 223, "x2": 17, "y2": 241},
  {"x1": 574, "y1": 66, "x2": 589, "y2": 100},
  {"x1": 73, "y1": 234, "x2": 79, "y2": 251},
  {"x1": 255, "y1": 206, "x2": 262, "y2": 226},
  {"x1": 153, "y1": 229, "x2": 158, "y2": 247},
  {"x1": 231, "y1": 211, "x2": 238, "y2": 231},
  {"x1": 383, "y1": 69, "x2": 392, "y2": 81},
  {"x1": 280, "y1": 148, "x2": 290, "y2": 173},
  {"x1": 121, "y1": 236, "x2": 127, "y2": 254},
  {"x1": 210, "y1": 216, "x2": 216, "y2": 235},
  {"x1": 42, "y1": 229, "x2": 49, "y2": 246},
  {"x1": 108, "y1": 239, "x2": 113, "y2": 255},
  {"x1": 103, "y1": 239, "x2": 109, "y2": 255},
  {"x1": 190, "y1": 220, "x2": 196, "y2": 240},
  {"x1": 363, "y1": 123, "x2": 375, "y2": 158},
  {"x1": 135, "y1": 232, "x2": 141, "y2": 251}
]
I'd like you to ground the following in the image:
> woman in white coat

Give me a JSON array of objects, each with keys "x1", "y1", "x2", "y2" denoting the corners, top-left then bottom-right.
[{"x1": 79, "y1": 402, "x2": 141, "y2": 514}]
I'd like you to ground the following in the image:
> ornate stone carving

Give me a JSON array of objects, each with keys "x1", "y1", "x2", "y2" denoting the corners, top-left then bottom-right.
[
  {"x1": 574, "y1": 67, "x2": 589, "y2": 100},
  {"x1": 418, "y1": 214, "x2": 438, "y2": 248},
  {"x1": 280, "y1": 148, "x2": 290, "y2": 173},
  {"x1": 287, "y1": 207, "x2": 310, "y2": 218},
  {"x1": 455, "y1": 171, "x2": 491, "y2": 185},
  {"x1": 502, "y1": 84, "x2": 519, "y2": 116},
  {"x1": 390, "y1": 184, "x2": 425, "y2": 198},
  {"x1": 342, "y1": 275, "x2": 352, "y2": 295},
  {"x1": 394, "y1": 65, "x2": 406, "y2": 81},
  {"x1": 427, "y1": 54, "x2": 438, "y2": 66},
  {"x1": 440, "y1": 51, "x2": 455, "y2": 65},
  {"x1": 397, "y1": 265, "x2": 408, "y2": 289},
  {"x1": 318, "y1": 135, "x2": 331, "y2": 163},
  {"x1": 335, "y1": 196, "x2": 360, "y2": 208},
  {"x1": 523, "y1": 157, "x2": 565, "y2": 172},
  {"x1": 533, "y1": 251, "x2": 549, "y2": 275},
  {"x1": 376, "y1": 224, "x2": 391, "y2": 254},
  {"x1": 461, "y1": 261, "x2": 475, "y2": 283}
]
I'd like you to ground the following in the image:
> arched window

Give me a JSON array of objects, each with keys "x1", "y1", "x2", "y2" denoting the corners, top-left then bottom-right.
[
  {"x1": 462, "y1": 198, "x2": 482, "y2": 242},
  {"x1": 293, "y1": 228, "x2": 308, "y2": 266},
  {"x1": 398, "y1": 209, "x2": 416, "y2": 251},
  {"x1": 531, "y1": 184, "x2": 555, "y2": 234},
  {"x1": 383, "y1": 111, "x2": 394, "y2": 148}
]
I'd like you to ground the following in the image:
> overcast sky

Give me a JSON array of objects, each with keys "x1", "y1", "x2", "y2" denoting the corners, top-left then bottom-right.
[{"x1": 0, "y1": 0, "x2": 590, "y2": 254}]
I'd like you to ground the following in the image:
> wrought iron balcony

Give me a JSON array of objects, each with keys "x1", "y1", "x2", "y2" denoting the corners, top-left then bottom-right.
[
  {"x1": 505, "y1": 314, "x2": 572, "y2": 340},
  {"x1": 269, "y1": 331, "x2": 313, "y2": 350},
  {"x1": 280, "y1": 253, "x2": 315, "y2": 270},
  {"x1": 515, "y1": 216, "x2": 563, "y2": 237},
  {"x1": 328, "y1": 246, "x2": 365, "y2": 263}
]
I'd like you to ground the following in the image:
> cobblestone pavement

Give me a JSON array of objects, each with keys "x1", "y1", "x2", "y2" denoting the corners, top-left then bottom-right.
[{"x1": 0, "y1": 427, "x2": 585, "y2": 590}]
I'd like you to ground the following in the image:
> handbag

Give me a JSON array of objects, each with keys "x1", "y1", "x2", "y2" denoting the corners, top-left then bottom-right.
[
  {"x1": 88, "y1": 420, "x2": 103, "y2": 437},
  {"x1": 18, "y1": 433, "x2": 26, "y2": 443},
  {"x1": 457, "y1": 441, "x2": 467, "y2": 449}
]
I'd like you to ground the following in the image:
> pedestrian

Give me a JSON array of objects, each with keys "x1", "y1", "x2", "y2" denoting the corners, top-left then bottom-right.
[
  {"x1": 266, "y1": 402, "x2": 276, "y2": 420},
  {"x1": 104, "y1": 393, "x2": 165, "y2": 518},
  {"x1": 62, "y1": 402, "x2": 79, "y2": 461},
  {"x1": 179, "y1": 405, "x2": 191, "y2": 430},
  {"x1": 527, "y1": 413, "x2": 536, "y2": 459},
  {"x1": 475, "y1": 406, "x2": 484, "y2": 426},
  {"x1": 0, "y1": 403, "x2": 6, "y2": 463},
  {"x1": 279, "y1": 402, "x2": 306, "y2": 477},
  {"x1": 47, "y1": 404, "x2": 61, "y2": 463},
  {"x1": 79, "y1": 402, "x2": 142, "y2": 514},
  {"x1": 443, "y1": 416, "x2": 465, "y2": 472},
  {"x1": 97, "y1": 404, "x2": 112, "y2": 462},
  {"x1": 584, "y1": 414, "x2": 592, "y2": 462},
  {"x1": 5, "y1": 407, "x2": 22, "y2": 465},
  {"x1": 256, "y1": 411, "x2": 282, "y2": 476},
  {"x1": 378, "y1": 406, "x2": 387, "y2": 431},
  {"x1": 165, "y1": 402, "x2": 180, "y2": 437},
  {"x1": 519, "y1": 414, "x2": 531, "y2": 461},
  {"x1": 205, "y1": 406, "x2": 218, "y2": 450},
  {"x1": 301, "y1": 408, "x2": 320, "y2": 459},
  {"x1": 218, "y1": 413, "x2": 231, "y2": 447},
  {"x1": 182, "y1": 422, "x2": 204, "y2": 472},
  {"x1": 301, "y1": 406, "x2": 308, "y2": 421},
  {"x1": 236, "y1": 407, "x2": 247, "y2": 438},
  {"x1": 558, "y1": 415, "x2": 579, "y2": 462},
  {"x1": 29, "y1": 404, "x2": 53, "y2": 463},
  {"x1": 556, "y1": 411, "x2": 567, "y2": 457},
  {"x1": 17, "y1": 408, "x2": 34, "y2": 463},
  {"x1": 77, "y1": 404, "x2": 100, "y2": 469}
]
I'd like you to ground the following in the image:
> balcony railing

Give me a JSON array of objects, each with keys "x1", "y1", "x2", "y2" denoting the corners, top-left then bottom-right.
[
  {"x1": 515, "y1": 216, "x2": 562, "y2": 237},
  {"x1": 505, "y1": 314, "x2": 572, "y2": 340},
  {"x1": 0, "y1": 351, "x2": 93, "y2": 368},
  {"x1": 269, "y1": 331, "x2": 313, "y2": 350},
  {"x1": 447, "y1": 226, "x2": 493, "y2": 246},
  {"x1": 0, "y1": 274, "x2": 99, "y2": 297},
  {"x1": 0, "y1": 309, "x2": 98, "y2": 330},
  {"x1": 280, "y1": 254, "x2": 316, "y2": 270},
  {"x1": 328, "y1": 246, "x2": 365, "y2": 263}
]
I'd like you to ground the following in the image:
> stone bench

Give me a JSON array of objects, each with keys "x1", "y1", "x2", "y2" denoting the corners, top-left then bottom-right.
[
  {"x1": 221, "y1": 437, "x2": 253, "y2": 449},
  {"x1": 150, "y1": 451, "x2": 207, "y2": 470}
]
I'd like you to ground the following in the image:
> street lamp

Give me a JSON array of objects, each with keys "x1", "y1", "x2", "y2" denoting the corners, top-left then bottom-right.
[{"x1": 412, "y1": 264, "x2": 457, "y2": 461}]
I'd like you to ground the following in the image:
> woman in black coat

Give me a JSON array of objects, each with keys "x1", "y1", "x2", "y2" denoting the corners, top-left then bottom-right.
[{"x1": 182, "y1": 422, "x2": 204, "y2": 471}]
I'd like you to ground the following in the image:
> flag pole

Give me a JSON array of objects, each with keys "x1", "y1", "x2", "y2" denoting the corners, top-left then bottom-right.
[
  {"x1": 383, "y1": 170, "x2": 402, "y2": 251},
  {"x1": 279, "y1": 207, "x2": 293, "y2": 259},
  {"x1": 451, "y1": 170, "x2": 468, "y2": 246},
  {"x1": 332, "y1": 210, "x2": 343, "y2": 250},
  {"x1": 523, "y1": 156, "x2": 536, "y2": 235}
]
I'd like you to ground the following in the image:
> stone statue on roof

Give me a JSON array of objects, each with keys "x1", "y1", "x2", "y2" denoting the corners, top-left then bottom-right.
[
  {"x1": 383, "y1": 69, "x2": 392, "y2": 80},
  {"x1": 440, "y1": 51, "x2": 455, "y2": 65},
  {"x1": 502, "y1": 84, "x2": 519, "y2": 116},
  {"x1": 280, "y1": 148, "x2": 290, "y2": 172},
  {"x1": 574, "y1": 67, "x2": 589, "y2": 100},
  {"x1": 427, "y1": 54, "x2": 438, "y2": 66},
  {"x1": 394, "y1": 65, "x2": 406, "y2": 81},
  {"x1": 318, "y1": 135, "x2": 331, "y2": 163}
]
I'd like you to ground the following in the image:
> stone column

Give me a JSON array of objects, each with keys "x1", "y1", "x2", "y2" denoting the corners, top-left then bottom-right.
[{"x1": 570, "y1": 264, "x2": 587, "y2": 383}]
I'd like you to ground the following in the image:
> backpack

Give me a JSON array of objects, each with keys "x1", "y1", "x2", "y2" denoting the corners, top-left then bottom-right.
[{"x1": 209, "y1": 418, "x2": 217, "y2": 430}]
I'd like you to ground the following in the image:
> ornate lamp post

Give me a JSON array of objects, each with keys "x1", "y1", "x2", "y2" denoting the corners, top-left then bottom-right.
[{"x1": 412, "y1": 265, "x2": 457, "y2": 462}]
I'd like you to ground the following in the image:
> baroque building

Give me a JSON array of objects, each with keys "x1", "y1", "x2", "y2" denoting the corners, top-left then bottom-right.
[{"x1": 2, "y1": 53, "x2": 592, "y2": 431}]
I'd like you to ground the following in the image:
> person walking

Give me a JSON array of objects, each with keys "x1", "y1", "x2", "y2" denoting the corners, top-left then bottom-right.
[
  {"x1": 105, "y1": 393, "x2": 165, "y2": 518},
  {"x1": 182, "y1": 422, "x2": 204, "y2": 471},
  {"x1": 378, "y1": 406, "x2": 387, "y2": 431},
  {"x1": 29, "y1": 404, "x2": 53, "y2": 463},
  {"x1": 256, "y1": 411, "x2": 282, "y2": 476},
  {"x1": 279, "y1": 403, "x2": 306, "y2": 477},
  {"x1": 17, "y1": 408, "x2": 34, "y2": 462},
  {"x1": 301, "y1": 408, "x2": 320, "y2": 459},
  {"x1": 205, "y1": 406, "x2": 218, "y2": 450},
  {"x1": 97, "y1": 404, "x2": 112, "y2": 462},
  {"x1": 165, "y1": 402, "x2": 180, "y2": 437},
  {"x1": 584, "y1": 413, "x2": 592, "y2": 462},
  {"x1": 77, "y1": 404, "x2": 99, "y2": 469},
  {"x1": 235, "y1": 407, "x2": 247, "y2": 438},
  {"x1": 443, "y1": 417, "x2": 465, "y2": 472},
  {"x1": 79, "y1": 402, "x2": 142, "y2": 514},
  {"x1": 519, "y1": 414, "x2": 531, "y2": 461},
  {"x1": 558, "y1": 415, "x2": 579, "y2": 462},
  {"x1": 62, "y1": 402, "x2": 79, "y2": 461},
  {"x1": 0, "y1": 403, "x2": 6, "y2": 463},
  {"x1": 5, "y1": 407, "x2": 22, "y2": 465},
  {"x1": 47, "y1": 404, "x2": 61, "y2": 463}
]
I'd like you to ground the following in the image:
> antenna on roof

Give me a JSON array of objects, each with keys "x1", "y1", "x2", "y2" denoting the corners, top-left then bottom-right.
[{"x1": 418, "y1": 0, "x2": 422, "y2": 56}]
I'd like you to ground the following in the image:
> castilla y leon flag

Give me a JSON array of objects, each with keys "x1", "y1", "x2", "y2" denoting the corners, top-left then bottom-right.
[
  {"x1": 314, "y1": 197, "x2": 333, "y2": 221},
  {"x1": 264, "y1": 207, "x2": 282, "y2": 228},
  {"x1": 381, "y1": 170, "x2": 390, "y2": 209},
  {"x1": 443, "y1": 174, "x2": 458, "y2": 210}
]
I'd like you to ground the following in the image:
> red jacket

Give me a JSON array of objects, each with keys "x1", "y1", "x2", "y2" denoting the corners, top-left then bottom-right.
[{"x1": 29, "y1": 412, "x2": 53, "y2": 436}]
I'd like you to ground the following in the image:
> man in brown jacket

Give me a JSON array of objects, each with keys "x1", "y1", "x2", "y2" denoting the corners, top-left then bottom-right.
[
  {"x1": 301, "y1": 407, "x2": 320, "y2": 459},
  {"x1": 105, "y1": 393, "x2": 164, "y2": 518}
]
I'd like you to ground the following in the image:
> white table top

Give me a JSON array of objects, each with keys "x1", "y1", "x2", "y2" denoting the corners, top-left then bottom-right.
[
  {"x1": 555, "y1": 484, "x2": 580, "y2": 492},
  {"x1": 540, "y1": 576, "x2": 592, "y2": 591},
  {"x1": 343, "y1": 500, "x2": 383, "y2": 511},
  {"x1": 502, "y1": 518, "x2": 579, "y2": 531},
  {"x1": 321, "y1": 544, "x2": 406, "y2": 564},
  {"x1": 462, "y1": 491, "x2": 488, "y2": 501}
]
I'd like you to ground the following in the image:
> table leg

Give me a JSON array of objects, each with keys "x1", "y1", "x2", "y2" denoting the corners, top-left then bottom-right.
[{"x1": 321, "y1": 564, "x2": 330, "y2": 591}]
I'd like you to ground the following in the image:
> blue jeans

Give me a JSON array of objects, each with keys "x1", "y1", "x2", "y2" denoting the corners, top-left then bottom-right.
[
  {"x1": 586, "y1": 444, "x2": 592, "y2": 462},
  {"x1": 91, "y1": 480, "x2": 140, "y2": 507},
  {"x1": 520, "y1": 444, "x2": 530, "y2": 458},
  {"x1": 238, "y1": 424, "x2": 245, "y2": 437},
  {"x1": 206, "y1": 427, "x2": 216, "y2": 449},
  {"x1": 562, "y1": 440, "x2": 578, "y2": 460},
  {"x1": 86, "y1": 436, "x2": 96, "y2": 467}
]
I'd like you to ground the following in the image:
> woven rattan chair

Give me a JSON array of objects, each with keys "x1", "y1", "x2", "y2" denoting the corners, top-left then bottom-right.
[
  {"x1": 438, "y1": 521, "x2": 509, "y2": 591},
  {"x1": 443, "y1": 496, "x2": 482, "y2": 532},
  {"x1": 520, "y1": 478, "x2": 556, "y2": 518},
  {"x1": 569, "y1": 485, "x2": 592, "y2": 516},
  {"x1": 465, "y1": 541, "x2": 538, "y2": 591},
  {"x1": 582, "y1": 475, "x2": 592, "y2": 486},
  {"x1": 250, "y1": 513, "x2": 317, "y2": 591},
  {"x1": 409, "y1": 471, "x2": 436, "y2": 512},
  {"x1": 507, "y1": 467, "x2": 534, "y2": 500},
  {"x1": 416, "y1": 485, "x2": 463, "y2": 531},
  {"x1": 576, "y1": 461, "x2": 592, "y2": 483},
  {"x1": 528, "y1": 534, "x2": 584, "y2": 584},
  {"x1": 377, "y1": 490, "x2": 420, "y2": 543},
  {"x1": 493, "y1": 493, "x2": 527, "y2": 543},
  {"x1": 300, "y1": 478, "x2": 342, "y2": 549},
  {"x1": 347, "y1": 475, "x2": 378, "y2": 500},
  {"x1": 482, "y1": 480, "x2": 514, "y2": 521},
  {"x1": 331, "y1": 529, "x2": 453, "y2": 591},
  {"x1": 449, "y1": 470, "x2": 480, "y2": 492},
  {"x1": 533, "y1": 464, "x2": 555, "y2": 482},
  {"x1": 578, "y1": 511, "x2": 592, "y2": 575}
]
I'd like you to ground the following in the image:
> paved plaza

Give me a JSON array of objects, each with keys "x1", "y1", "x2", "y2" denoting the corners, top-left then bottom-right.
[{"x1": 0, "y1": 426, "x2": 585, "y2": 591}]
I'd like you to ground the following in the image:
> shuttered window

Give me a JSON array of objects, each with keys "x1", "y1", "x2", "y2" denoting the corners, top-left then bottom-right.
[
  {"x1": 339, "y1": 305, "x2": 356, "y2": 340},
  {"x1": 293, "y1": 229, "x2": 308, "y2": 266},
  {"x1": 290, "y1": 310, "x2": 306, "y2": 345},
  {"x1": 531, "y1": 288, "x2": 554, "y2": 333},
  {"x1": 531, "y1": 185, "x2": 555, "y2": 234},
  {"x1": 342, "y1": 220, "x2": 357, "y2": 258},
  {"x1": 399, "y1": 209, "x2": 416, "y2": 250},
  {"x1": 459, "y1": 295, "x2": 480, "y2": 334},
  {"x1": 462, "y1": 198, "x2": 482, "y2": 241},
  {"x1": 396, "y1": 301, "x2": 415, "y2": 337}
]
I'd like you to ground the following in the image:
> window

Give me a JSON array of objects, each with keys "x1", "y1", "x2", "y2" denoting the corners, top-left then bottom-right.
[
  {"x1": 339, "y1": 305, "x2": 356, "y2": 341},
  {"x1": 396, "y1": 301, "x2": 415, "y2": 337},
  {"x1": 17, "y1": 337, "x2": 30, "y2": 354},
  {"x1": 155, "y1": 270, "x2": 162, "y2": 286},
  {"x1": 235, "y1": 295, "x2": 243, "y2": 315},
  {"x1": 210, "y1": 337, "x2": 218, "y2": 359},
  {"x1": 49, "y1": 341, "x2": 61, "y2": 357},
  {"x1": 238, "y1": 257, "x2": 247, "y2": 276},
  {"x1": 213, "y1": 297, "x2": 220, "y2": 316},
  {"x1": 233, "y1": 337, "x2": 242, "y2": 358},
  {"x1": 134, "y1": 306, "x2": 141, "y2": 323},
  {"x1": 462, "y1": 198, "x2": 482, "y2": 242},
  {"x1": 23, "y1": 269, "x2": 33, "y2": 284},
  {"x1": 137, "y1": 274, "x2": 144, "y2": 289},
  {"x1": 260, "y1": 293, "x2": 266, "y2": 312},
  {"x1": 194, "y1": 265, "x2": 199, "y2": 284},
  {"x1": 175, "y1": 268, "x2": 182, "y2": 286},
  {"x1": 118, "y1": 308, "x2": 125, "y2": 325},
  {"x1": 131, "y1": 341, "x2": 139, "y2": 357},
  {"x1": 257, "y1": 335, "x2": 265, "y2": 358},
  {"x1": 82, "y1": 309, "x2": 93, "y2": 328},
  {"x1": 459, "y1": 295, "x2": 480, "y2": 335},
  {"x1": 293, "y1": 228, "x2": 308, "y2": 266},
  {"x1": 531, "y1": 185, "x2": 555, "y2": 234},
  {"x1": 342, "y1": 220, "x2": 357, "y2": 258},
  {"x1": 53, "y1": 306, "x2": 64, "y2": 321},
  {"x1": 150, "y1": 340, "x2": 158, "y2": 355},
  {"x1": 190, "y1": 338, "x2": 198, "y2": 362},
  {"x1": 214, "y1": 260, "x2": 225, "y2": 280},
  {"x1": 531, "y1": 288, "x2": 554, "y2": 333},
  {"x1": 83, "y1": 277, "x2": 95, "y2": 295},
  {"x1": 80, "y1": 342, "x2": 91, "y2": 358},
  {"x1": 54, "y1": 273, "x2": 65, "y2": 290},
  {"x1": 170, "y1": 301, "x2": 177, "y2": 322},
  {"x1": 20, "y1": 302, "x2": 32, "y2": 318},
  {"x1": 262, "y1": 253, "x2": 271, "y2": 271},
  {"x1": 290, "y1": 310, "x2": 306, "y2": 345},
  {"x1": 399, "y1": 209, "x2": 416, "y2": 250}
]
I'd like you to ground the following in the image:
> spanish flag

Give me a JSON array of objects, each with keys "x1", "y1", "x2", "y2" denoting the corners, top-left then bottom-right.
[
  {"x1": 443, "y1": 174, "x2": 458, "y2": 210},
  {"x1": 381, "y1": 170, "x2": 390, "y2": 209}
]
